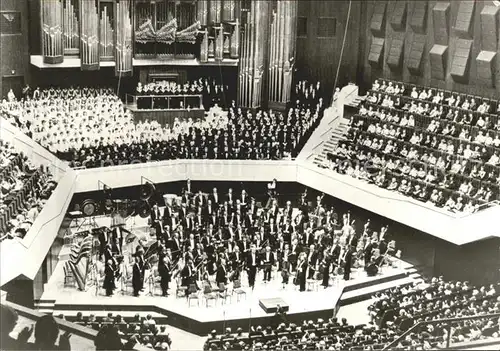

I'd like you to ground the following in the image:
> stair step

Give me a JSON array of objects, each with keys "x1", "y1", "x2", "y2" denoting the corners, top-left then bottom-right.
[{"x1": 340, "y1": 274, "x2": 422, "y2": 306}]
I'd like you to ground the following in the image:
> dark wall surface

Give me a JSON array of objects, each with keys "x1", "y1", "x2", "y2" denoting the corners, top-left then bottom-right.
[{"x1": 0, "y1": 0, "x2": 30, "y2": 99}]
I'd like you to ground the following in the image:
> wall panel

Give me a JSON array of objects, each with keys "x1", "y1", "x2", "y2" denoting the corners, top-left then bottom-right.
[
  {"x1": 294, "y1": 0, "x2": 362, "y2": 97},
  {"x1": 0, "y1": 0, "x2": 30, "y2": 98},
  {"x1": 359, "y1": 0, "x2": 500, "y2": 98}
]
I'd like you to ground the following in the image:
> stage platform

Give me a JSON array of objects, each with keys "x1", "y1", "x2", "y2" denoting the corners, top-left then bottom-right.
[
  {"x1": 38, "y1": 255, "x2": 419, "y2": 335},
  {"x1": 40, "y1": 214, "x2": 424, "y2": 335}
]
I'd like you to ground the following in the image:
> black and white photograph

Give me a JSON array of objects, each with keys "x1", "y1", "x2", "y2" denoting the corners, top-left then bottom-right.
[{"x1": 1, "y1": 0, "x2": 500, "y2": 350}]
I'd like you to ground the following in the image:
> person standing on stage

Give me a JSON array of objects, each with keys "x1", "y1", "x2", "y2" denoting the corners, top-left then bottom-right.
[
  {"x1": 320, "y1": 248, "x2": 332, "y2": 289},
  {"x1": 181, "y1": 258, "x2": 196, "y2": 289},
  {"x1": 261, "y1": 245, "x2": 275, "y2": 282},
  {"x1": 103, "y1": 259, "x2": 116, "y2": 296},
  {"x1": 132, "y1": 256, "x2": 142, "y2": 297},
  {"x1": 342, "y1": 246, "x2": 354, "y2": 281},
  {"x1": 159, "y1": 256, "x2": 171, "y2": 297},
  {"x1": 246, "y1": 244, "x2": 260, "y2": 290},
  {"x1": 216, "y1": 258, "x2": 228, "y2": 286},
  {"x1": 296, "y1": 253, "x2": 307, "y2": 292}
]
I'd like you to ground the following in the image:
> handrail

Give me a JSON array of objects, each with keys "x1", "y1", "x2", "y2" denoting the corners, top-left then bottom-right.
[
  {"x1": 455, "y1": 200, "x2": 500, "y2": 219},
  {"x1": 383, "y1": 312, "x2": 500, "y2": 350},
  {"x1": 299, "y1": 161, "x2": 458, "y2": 218}
]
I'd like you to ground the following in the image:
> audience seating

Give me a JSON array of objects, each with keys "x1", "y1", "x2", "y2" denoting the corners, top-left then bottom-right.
[
  {"x1": 320, "y1": 78, "x2": 500, "y2": 213},
  {"x1": 0, "y1": 142, "x2": 57, "y2": 239},
  {"x1": 64, "y1": 311, "x2": 172, "y2": 350},
  {"x1": 203, "y1": 278, "x2": 500, "y2": 351}
]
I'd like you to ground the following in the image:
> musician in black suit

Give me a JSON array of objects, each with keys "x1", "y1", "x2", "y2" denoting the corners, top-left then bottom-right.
[
  {"x1": 343, "y1": 246, "x2": 354, "y2": 281},
  {"x1": 303, "y1": 228, "x2": 315, "y2": 247},
  {"x1": 246, "y1": 245, "x2": 260, "y2": 290},
  {"x1": 169, "y1": 233, "x2": 182, "y2": 259},
  {"x1": 209, "y1": 187, "x2": 220, "y2": 208},
  {"x1": 296, "y1": 253, "x2": 307, "y2": 292},
  {"x1": 364, "y1": 237, "x2": 377, "y2": 269},
  {"x1": 320, "y1": 249, "x2": 332, "y2": 289},
  {"x1": 230, "y1": 246, "x2": 244, "y2": 271},
  {"x1": 261, "y1": 245, "x2": 275, "y2": 282},
  {"x1": 151, "y1": 204, "x2": 162, "y2": 224},
  {"x1": 132, "y1": 256, "x2": 142, "y2": 297},
  {"x1": 98, "y1": 228, "x2": 109, "y2": 259},
  {"x1": 111, "y1": 226, "x2": 124, "y2": 255},
  {"x1": 181, "y1": 259, "x2": 196, "y2": 289},
  {"x1": 158, "y1": 256, "x2": 171, "y2": 296},
  {"x1": 306, "y1": 244, "x2": 318, "y2": 279},
  {"x1": 216, "y1": 258, "x2": 228, "y2": 286},
  {"x1": 103, "y1": 259, "x2": 116, "y2": 296},
  {"x1": 103, "y1": 244, "x2": 114, "y2": 264}
]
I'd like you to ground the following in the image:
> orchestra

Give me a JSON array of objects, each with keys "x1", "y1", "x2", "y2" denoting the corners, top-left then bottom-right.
[{"x1": 94, "y1": 179, "x2": 396, "y2": 298}]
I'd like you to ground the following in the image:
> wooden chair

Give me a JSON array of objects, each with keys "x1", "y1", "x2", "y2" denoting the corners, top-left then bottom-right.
[
  {"x1": 218, "y1": 283, "x2": 231, "y2": 305},
  {"x1": 203, "y1": 284, "x2": 217, "y2": 307},
  {"x1": 232, "y1": 279, "x2": 246, "y2": 302},
  {"x1": 187, "y1": 284, "x2": 200, "y2": 307}
]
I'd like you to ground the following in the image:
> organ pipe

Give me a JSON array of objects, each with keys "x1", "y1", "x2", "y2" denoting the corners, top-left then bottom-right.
[
  {"x1": 210, "y1": 0, "x2": 222, "y2": 24},
  {"x1": 268, "y1": 0, "x2": 297, "y2": 105},
  {"x1": 63, "y1": 0, "x2": 79, "y2": 54},
  {"x1": 42, "y1": 0, "x2": 64, "y2": 64},
  {"x1": 222, "y1": 0, "x2": 235, "y2": 22},
  {"x1": 200, "y1": 27, "x2": 209, "y2": 62},
  {"x1": 197, "y1": 0, "x2": 208, "y2": 26},
  {"x1": 99, "y1": 3, "x2": 115, "y2": 60},
  {"x1": 80, "y1": 0, "x2": 100, "y2": 70},
  {"x1": 230, "y1": 18, "x2": 239, "y2": 59},
  {"x1": 215, "y1": 24, "x2": 224, "y2": 61},
  {"x1": 115, "y1": 0, "x2": 133, "y2": 76}
]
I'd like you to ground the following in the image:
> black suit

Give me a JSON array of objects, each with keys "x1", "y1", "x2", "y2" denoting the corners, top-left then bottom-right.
[
  {"x1": 103, "y1": 263, "x2": 116, "y2": 296},
  {"x1": 132, "y1": 263, "x2": 142, "y2": 296},
  {"x1": 261, "y1": 251, "x2": 275, "y2": 281},
  {"x1": 343, "y1": 249, "x2": 354, "y2": 281},
  {"x1": 181, "y1": 264, "x2": 195, "y2": 288},
  {"x1": 159, "y1": 258, "x2": 171, "y2": 296},
  {"x1": 296, "y1": 259, "x2": 307, "y2": 291},
  {"x1": 246, "y1": 252, "x2": 260, "y2": 288},
  {"x1": 216, "y1": 264, "x2": 228, "y2": 285}
]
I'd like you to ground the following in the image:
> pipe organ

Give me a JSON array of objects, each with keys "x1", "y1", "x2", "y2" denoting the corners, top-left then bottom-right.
[
  {"x1": 80, "y1": 0, "x2": 100, "y2": 70},
  {"x1": 40, "y1": 0, "x2": 240, "y2": 67},
  {"x1": 63, "y1": 0, "x2": 79, "y2": 55},
  {"x1": 268, "y1": 0, "x2": 297, "y2": 106},
  {"x1": 42, "y1": 0, "x2": 64, "y2": 64},
  {"x1": 238, "y1": 1, "x2": 271, "y2": 108},
  {"x1": 115, "y1": 0, "x2": 134, "y2": 76},
  {"x1": 99, "y1": 2, "x2": 115, "y2": 60}
]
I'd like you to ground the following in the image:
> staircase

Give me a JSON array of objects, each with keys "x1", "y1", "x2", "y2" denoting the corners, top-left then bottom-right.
[{"x1": 312, "y1": 118, "x2": 351, "y2": 167}]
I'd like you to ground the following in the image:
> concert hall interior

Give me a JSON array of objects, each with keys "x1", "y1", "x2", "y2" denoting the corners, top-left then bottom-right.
[{"x1": 1, "y1": 0, "x2": 500, "y2": 350}]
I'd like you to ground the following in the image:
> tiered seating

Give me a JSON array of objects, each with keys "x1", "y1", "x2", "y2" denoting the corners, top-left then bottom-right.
[
  {"x1": 203, "y1": 279, "x2": 500, "y2": 351},
  {"x1": 0, "y1": 142, "x2": 57, "y2": 239},
  {"x1": 0, "y1": 83, "x2": 325, "y2": 168},
  {"x1": 65, "y1": 311, "x2": 172, "y2": 350},
  {"x1": 322, "y1": 79, "x2": 500, "y2": 213},
  {"x1": 371, "y1": 279, "x2": 500, "y2": 349},
  {"x1": 204, "y1": 319, "x2": 396, "y2": 351}
]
